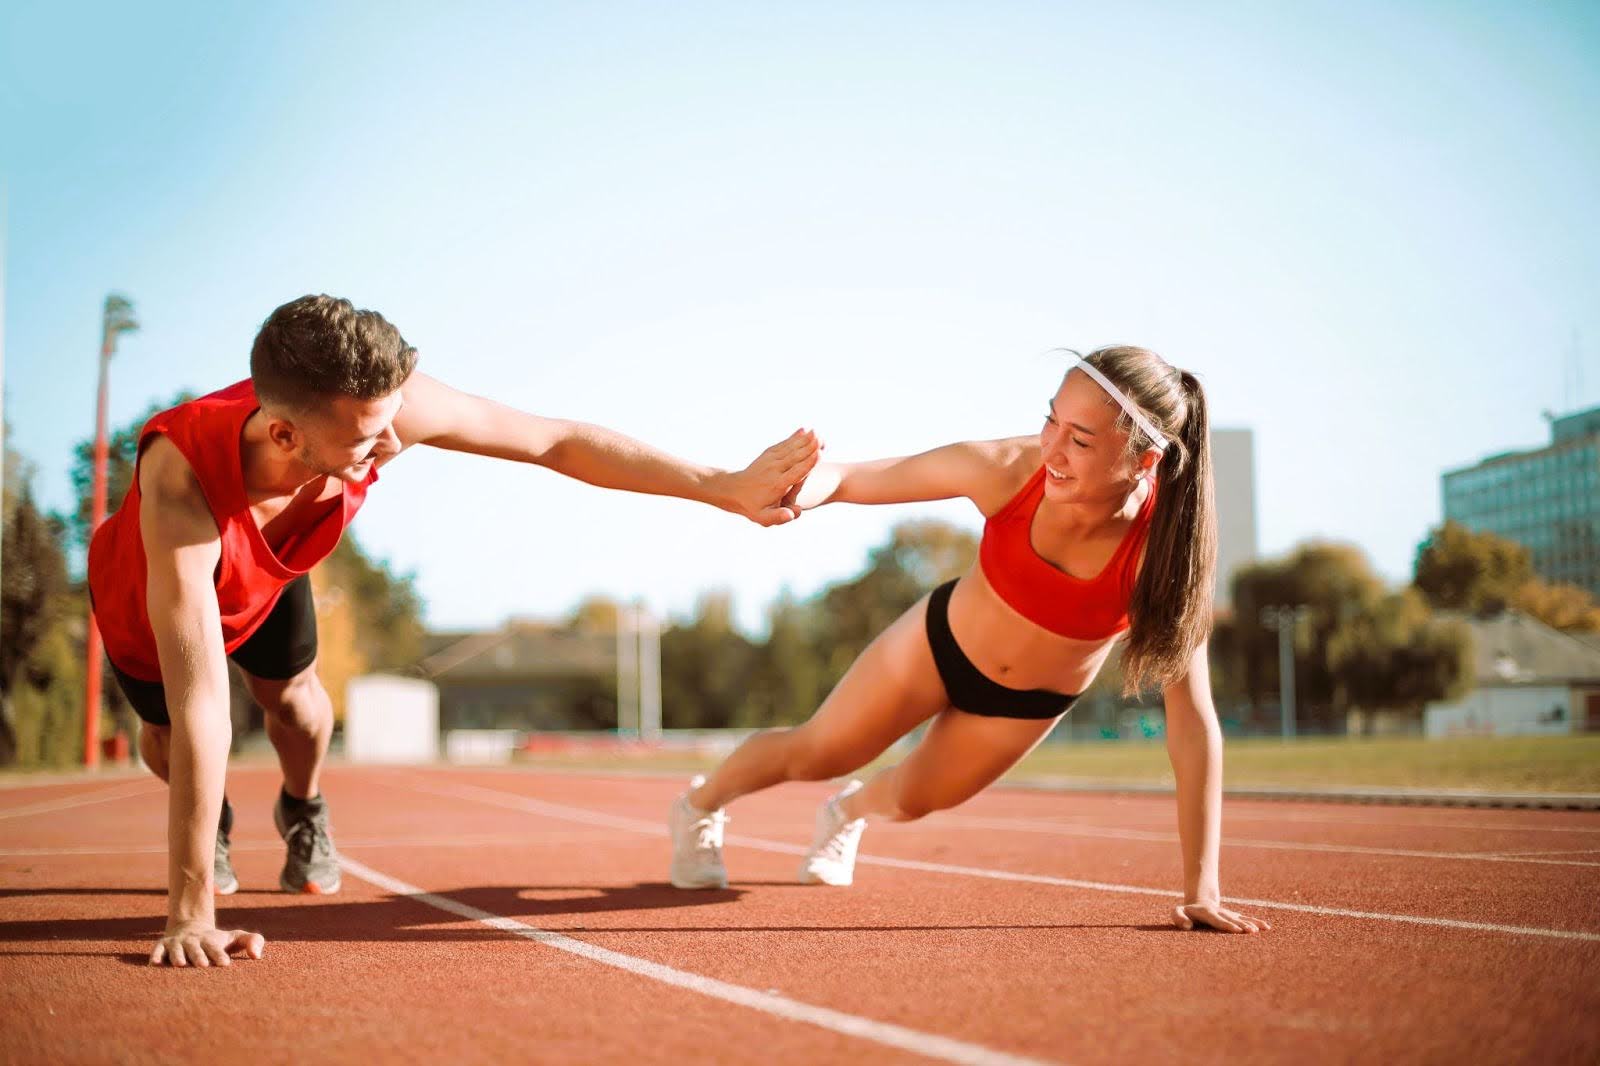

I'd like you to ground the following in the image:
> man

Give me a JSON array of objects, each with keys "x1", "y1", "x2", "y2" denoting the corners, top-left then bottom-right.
[{"x1": 87, "y1": 294, "x2": 820, "y2": 967}]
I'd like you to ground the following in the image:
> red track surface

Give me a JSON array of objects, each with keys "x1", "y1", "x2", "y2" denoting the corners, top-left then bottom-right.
[{"x1": 3, "y1": 765, "x2": 1599, "y2": 1064}]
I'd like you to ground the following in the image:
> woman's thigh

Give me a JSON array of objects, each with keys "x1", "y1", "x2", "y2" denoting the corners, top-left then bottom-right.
[
  {"x1": 889, "y1": 707, "x2": 1061, "y2": 817},
  {"x1": 788, "y1": 594, "x2": 952, "y2": 775}
]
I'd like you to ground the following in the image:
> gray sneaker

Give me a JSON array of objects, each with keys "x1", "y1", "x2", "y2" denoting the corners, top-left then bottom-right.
[
  {"x1": 214, "y1": 797, "x2": 239, "y2": 896},
  {"x1": 273, "y1": 791, "x2": 341, "y2": 895}
]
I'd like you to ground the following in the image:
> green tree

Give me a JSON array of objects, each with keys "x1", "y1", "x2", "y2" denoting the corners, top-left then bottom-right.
[
  {"x1": 1513, "y1": 579, "x2": 1600, "y2": 633},
  {"x1": 1226, "y1": 542, "x2": 1470, "y2": 732},
  {"x1": 564, "y1": 596, "x2": 622, "y2": 634},
  {"x1": 1413, "y1": 522, "x2": 1534, "y2": 615},
  {"x1": 1326, "y1": 587, "x2": 1472, "y2": 720},
  {"x1": 744, "y1": 589, "x2": 827, "y2": 727},
  {"x1": 660, "y1": 590, "x2": 757, "y2": 729},
  {"x1": 813, "y1": 519, "x2": 978, "y2": 684},
  {"x1": 8, "y1": 623, "x2": 86, "y2": 767},
  {"x1": 1414, "y1": 521, "x2": 1600, "y2": 632},
  {"x1": 320, "y1": 537, "x2": 426, "y2": 672},
  {"x1": 2, "y1": 444, "x2": 85, "y2": 767}
]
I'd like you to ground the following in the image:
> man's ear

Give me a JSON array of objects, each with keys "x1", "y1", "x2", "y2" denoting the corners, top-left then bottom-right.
[{"x1": 266, "y1": 415, "x2": 301, "y2": 455}]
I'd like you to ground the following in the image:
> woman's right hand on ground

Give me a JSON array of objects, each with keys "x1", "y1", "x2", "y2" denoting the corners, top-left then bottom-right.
[{"x1": 149, "y1": 921, "x2": 266, "y2": 967}]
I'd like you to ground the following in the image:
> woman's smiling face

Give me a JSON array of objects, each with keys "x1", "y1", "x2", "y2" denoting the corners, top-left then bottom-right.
[{"x1": 1038, "y1": 368, "x2": 1153, "y2": 505}]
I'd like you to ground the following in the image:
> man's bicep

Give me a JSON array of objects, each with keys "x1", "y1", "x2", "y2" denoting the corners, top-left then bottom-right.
[
  {"x1": 394, "y1": 371, "x2": 565, "y2": 461},
  {"x1": 138, "y1": 439, "x2": 224, "y2": 652},
  {"x1": 139, "y1": 438, "x2": 222, "y2": 569}
]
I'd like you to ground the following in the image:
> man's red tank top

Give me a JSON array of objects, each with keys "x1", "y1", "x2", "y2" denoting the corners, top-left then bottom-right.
[
  {"x1": 87, "y1": 380, "x2": 378, "y2": 681},
  {"x1": 978, "y1": 468, "x2": 1156, "y2": 640}
]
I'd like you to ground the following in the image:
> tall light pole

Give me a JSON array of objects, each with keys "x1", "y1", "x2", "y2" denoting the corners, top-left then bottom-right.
[
  {"x1": 83, "y1": 294, "x2": 138, "y2": 768},
  {"x1": 614, "y1": 601, "x2": 662, "y2": 739},
  {"x1": 637, "y1": 601, "x2": 660, "y2": 741},
  {"x1": 616, "y1": 602, "x2": 638, "y2": 736},
  {"x1": 1259, "y1": 604, "x2": 1312, "y2": 741}
]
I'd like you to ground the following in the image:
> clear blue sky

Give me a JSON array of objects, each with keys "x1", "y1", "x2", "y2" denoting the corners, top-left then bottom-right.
[{"x1": 4, "y1": 1, "x2": 1598, "y2": 632}]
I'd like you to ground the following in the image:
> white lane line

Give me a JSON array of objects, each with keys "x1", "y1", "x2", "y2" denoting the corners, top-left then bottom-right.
[
  {"x1": 0, "y1": 781, "x2": 161, "y2": 820},
  {"x1": 1207, "y1": 808, "x2": 1600, "y2": 836},
  {"x1": 933, "y1": 815, "x2": 1600, "y2": 868},
  {"x1": 0, "y1": 834, "x2": 595, "y2": 858},
  {"x1": 1470, "y1": 848, "x2": 1600, "y2": 859},
  {"x1": 398, "y1": 765, "x2": 1600, "y2": 835},
  {"x1": 338, "y1": 855, "x2": 1055, "y2": 1066},
  {"x1": 402, "y1": 777, "x2": 1600, "y2": 945}
]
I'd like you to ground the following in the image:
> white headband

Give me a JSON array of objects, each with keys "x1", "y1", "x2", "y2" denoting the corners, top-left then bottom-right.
[{"x1": 1073, "y1": 359, "x2": 1169, "y2": 452}]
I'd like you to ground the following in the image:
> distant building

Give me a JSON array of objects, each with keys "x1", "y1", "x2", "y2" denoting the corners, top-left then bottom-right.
[
  {"x1": 1442, "y1": 405, "x2": 1600, "y2": 597},
  {"x1": 1211, "y1": 428, "x2": 1259, "y2": 610},
  {"x1": 420, "y1": 620, "x2": 616, "y2": 732},
  {"x1": 1423, "y1": 612, "x2": 1600, "y2": 738}
]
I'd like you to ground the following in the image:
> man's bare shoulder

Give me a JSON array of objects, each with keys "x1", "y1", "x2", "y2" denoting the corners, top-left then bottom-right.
[
  {"x1": 138, "y1": 435, "x2": 203, "y2": 502},
  {"x1": 138, "y1": 436, "x2": 220, "y2": 547}
]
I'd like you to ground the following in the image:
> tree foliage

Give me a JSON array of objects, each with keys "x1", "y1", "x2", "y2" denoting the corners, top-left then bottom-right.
[
  {"x1": 1414, "y1": 522, "x2": 1600, "y2": 633},
  {"x1": 1224, "y1": 542, "x2": 1470, "y2": 729},
  {"x1": 661, "y1": 520, "x2": 979, "y2": 730},
  {"x1": 1414, "y1": 522, "x2": 1534, "y2": 615},
  {"x1": 2, "y1": 444, "x2": 86, "y2": 767}
]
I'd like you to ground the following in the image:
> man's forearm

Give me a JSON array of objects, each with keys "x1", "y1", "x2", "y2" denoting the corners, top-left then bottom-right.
[
  {"x1": 166, "y1": 695, "x2": 231, "y2": 927},
  {"x1": 539, "y1": 422, "x2": 733, "y2": 509}
]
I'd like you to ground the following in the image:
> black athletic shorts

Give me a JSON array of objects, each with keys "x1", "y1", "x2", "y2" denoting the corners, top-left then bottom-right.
[
  {"x1": 924, "y1": 579, "x2": 1078, "y2": 720},
  {"x1": 107, "y1": 575, "x2": 319, "y2": 727}
]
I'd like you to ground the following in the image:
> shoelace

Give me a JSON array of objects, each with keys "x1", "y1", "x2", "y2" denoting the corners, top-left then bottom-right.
[
  {"x1": 284, "y1": 817, "x2": 333, "y2": 865},
  {"x1": 815, "y1": 802, "x2": 860, "y2": 863},
  {"x1": 693, "y1": 810, "x2": 728, "y2": 855}
]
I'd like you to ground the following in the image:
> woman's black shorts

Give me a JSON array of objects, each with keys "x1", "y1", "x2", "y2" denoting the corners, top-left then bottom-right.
[
  {"x1": 924, "y1": 579, "x2": 1078, "y2": 721},
  {"x1": 106, "y1": 575, "x2": 320, "y2": 727}
]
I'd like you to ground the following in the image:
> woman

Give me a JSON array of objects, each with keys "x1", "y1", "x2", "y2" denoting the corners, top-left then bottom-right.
[{"x1": 668, "y1": 346, "x2": 1268, "y2": 934}]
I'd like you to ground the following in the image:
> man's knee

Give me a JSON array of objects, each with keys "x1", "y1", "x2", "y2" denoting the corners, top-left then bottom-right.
[
  {"x1": 139, "y1": 723, "x2": 171, "y2": 779},
  {"x1": 248, "y1": 665, "x2": 329, "y2": 727}
]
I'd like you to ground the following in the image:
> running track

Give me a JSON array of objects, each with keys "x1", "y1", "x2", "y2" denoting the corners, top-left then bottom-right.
[{"x1": 3, "y1": 766, "x2": 1598, "y2": 1064}]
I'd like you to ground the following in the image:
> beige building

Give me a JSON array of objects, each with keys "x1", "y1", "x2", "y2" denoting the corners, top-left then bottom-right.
[{"x1": 1211, "y1": 428, "x2": 1258, "y2": 610}]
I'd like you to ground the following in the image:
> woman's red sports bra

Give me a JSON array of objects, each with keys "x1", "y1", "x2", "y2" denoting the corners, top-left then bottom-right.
[{"x1": 977, "y1": 467, "x2": 1157, "y2": 640}]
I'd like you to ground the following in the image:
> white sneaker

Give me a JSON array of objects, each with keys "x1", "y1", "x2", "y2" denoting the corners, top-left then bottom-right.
[
  {"x1": 798, "y1": 780, "x2": 866, "y2": 886},
  {"x1": 669, "y1": 775, "x2": 729, "y2": 890}
]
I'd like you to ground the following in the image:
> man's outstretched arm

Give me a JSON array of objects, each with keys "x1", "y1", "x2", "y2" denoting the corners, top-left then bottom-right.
[
  {"x1": 140, "y1": 436, "x2": 265, "y2": 967},
  {"x1": 392, "y1": 372, "x2": 820, "y2": 527}
]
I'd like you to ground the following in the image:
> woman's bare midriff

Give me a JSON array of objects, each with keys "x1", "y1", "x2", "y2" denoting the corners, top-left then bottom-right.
[{"x1": 944, "y1": 563, "x2": 1120, "y2": 696}]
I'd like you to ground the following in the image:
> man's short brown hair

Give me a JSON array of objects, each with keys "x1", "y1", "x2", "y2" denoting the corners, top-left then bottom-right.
[{"x1": 250, "y1": 295, "x2": 417, "y2": 410}]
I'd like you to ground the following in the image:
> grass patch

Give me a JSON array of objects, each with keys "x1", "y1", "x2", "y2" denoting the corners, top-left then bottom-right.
[
  {"x1": 1010, "y1": 734, "x2": 1600, "y2": 792},
  {"x1": 508, "y1": 734, "x2": 1600, "y2": 794}
]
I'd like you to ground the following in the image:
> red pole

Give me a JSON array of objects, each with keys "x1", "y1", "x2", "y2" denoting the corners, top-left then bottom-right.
[{"x1": 83, "y1": 343, "x2": 112, "y2": 769}]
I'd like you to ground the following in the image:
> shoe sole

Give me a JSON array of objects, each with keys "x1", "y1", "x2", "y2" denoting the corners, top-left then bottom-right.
[
  {"x1": 669, "y1": 870, "x2": 729, "y2": 890},
  {"x1": 215, "y1": 878, "x2": 239, "y2": 896},
  {"x1": 797, "y1": 864, "x2": 852, "y2": 887},
  {"x1": 280, "y1": 872, "x2": 342, "y2": 895}
]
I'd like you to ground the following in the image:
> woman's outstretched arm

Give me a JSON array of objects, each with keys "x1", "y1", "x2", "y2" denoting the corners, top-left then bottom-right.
[{"x1": 1163, "y1": 642, "x2": 1271, "y2": 934}]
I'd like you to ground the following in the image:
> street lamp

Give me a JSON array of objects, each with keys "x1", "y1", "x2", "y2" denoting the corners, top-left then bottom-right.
[
  {"x1": 1259, "y1": 604, "x2": 1313, "y2": 740},
  {"x1": 83, "y1": 294, "x2": 138, "y2": 768}
]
